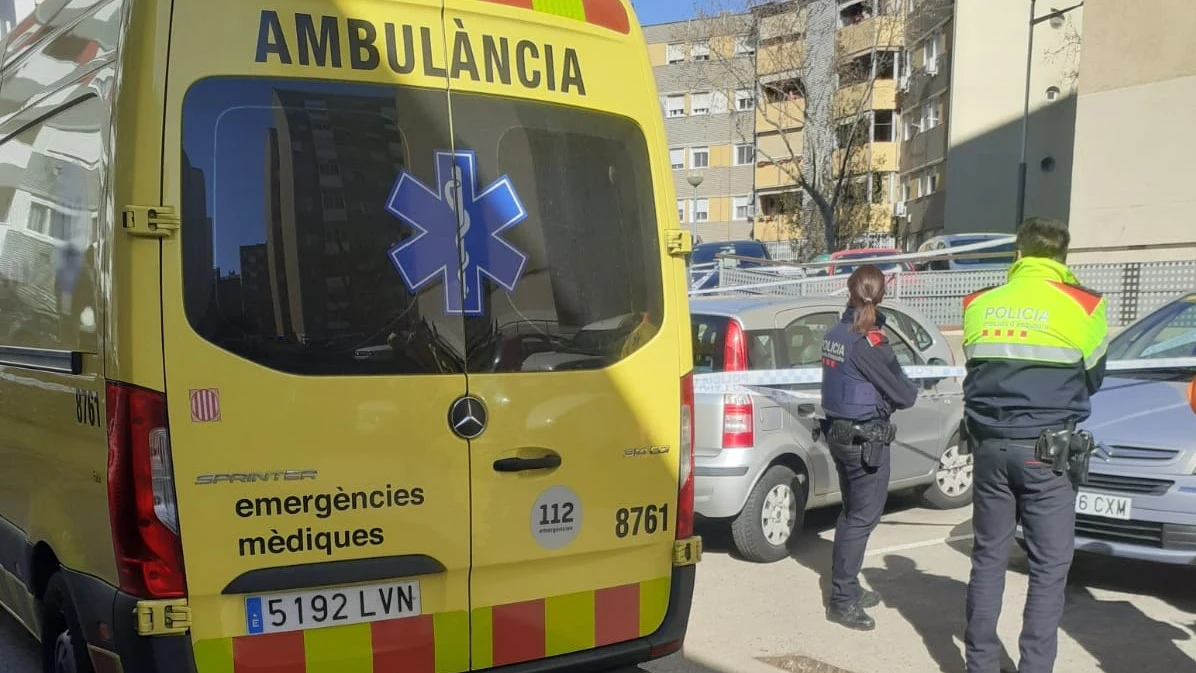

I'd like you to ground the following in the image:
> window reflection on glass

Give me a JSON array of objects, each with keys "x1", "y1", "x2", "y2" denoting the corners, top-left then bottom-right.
[{"x1": 181, "y1": 78, "x2": 662, "y2": 377}]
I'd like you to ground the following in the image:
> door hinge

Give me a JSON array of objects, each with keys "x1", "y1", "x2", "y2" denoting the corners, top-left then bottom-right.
[
  {"x1": 665, "y1": 229, "x2": 693, "y2": 257},
  {"x1": 672, "y1": 536, "x2": 703, "y2": 567},
  {"x1": 122, "y1": 205, "x2": 180, "y2": 239},
  {"x1": 134, "y1": 598, "x2": 191, "y2": 636}
]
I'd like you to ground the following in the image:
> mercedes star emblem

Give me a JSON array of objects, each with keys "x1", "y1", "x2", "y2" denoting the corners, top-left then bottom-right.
[{"x1": 448, "y1": 395, "x2": 487, "y2": 440}]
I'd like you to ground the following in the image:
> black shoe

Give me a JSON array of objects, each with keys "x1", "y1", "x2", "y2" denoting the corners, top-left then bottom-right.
[
  {"x1": 826, "y1": 602, "x2": 876, "y2": 631},
  {"x1": 858, "y1": 589, "x2": 881, "y2": 609}
]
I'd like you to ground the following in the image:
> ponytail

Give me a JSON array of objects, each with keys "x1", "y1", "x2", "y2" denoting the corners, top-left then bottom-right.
[
  {"x1": 851, "y1": 300, "x2": 878, "y2": 335},
  {"x1": 846, "y1": 265, "x2": 886, "y2": 335}
]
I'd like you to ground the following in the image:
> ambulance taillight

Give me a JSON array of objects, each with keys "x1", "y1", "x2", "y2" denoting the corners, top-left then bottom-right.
[
  {"x1": 106, "y1": 382, "x2": 187, "y2": 599},
  {"x1": 677, "y1": 372, "x2": 695, "y2": 539}
]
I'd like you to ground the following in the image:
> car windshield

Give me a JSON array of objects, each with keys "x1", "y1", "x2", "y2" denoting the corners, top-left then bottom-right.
[
  {"x1": 1107, "y1": 295, "x2": 1196, "y2": 367},
  {"x1": 950, "y1": 238, "x2": 1016, "y2": 265},
  {"x1": 691, "y1": 243, "x2": 765, "y2": 267},
  {"x1": 836, "y1": 251, "x2": 903, "y2": 274}
]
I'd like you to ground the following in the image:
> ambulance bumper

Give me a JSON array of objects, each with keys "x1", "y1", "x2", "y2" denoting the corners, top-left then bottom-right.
[
  {"x1": 62, "y1": 564, "x2": 694, "y2": 673},
  {"x1": 62, "y1": 567, "x2": 197, "y2": 673}
]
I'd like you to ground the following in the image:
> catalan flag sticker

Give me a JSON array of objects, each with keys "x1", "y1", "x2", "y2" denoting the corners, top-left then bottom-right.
[{"x1": 476, "y1": 0, "x2": 631, "y2": 35}]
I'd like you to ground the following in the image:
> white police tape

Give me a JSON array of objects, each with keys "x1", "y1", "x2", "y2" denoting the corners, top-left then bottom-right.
[{"x1": 692, "y1": 356, "x2": 1196, "y2": 395}]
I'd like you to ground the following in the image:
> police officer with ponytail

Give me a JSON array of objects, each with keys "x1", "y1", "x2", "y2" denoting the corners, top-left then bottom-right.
[{"x1": 820, "y1": 264, "x2": 918, "y2": 631}]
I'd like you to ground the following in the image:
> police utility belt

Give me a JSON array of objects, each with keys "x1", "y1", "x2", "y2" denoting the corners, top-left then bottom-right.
[
  {"x1": 818, "y1": 419, "x2": 896, "y2": 468},
  {"x1": 1033, "y1": 418, "x2": 1097, "y2": 485}
]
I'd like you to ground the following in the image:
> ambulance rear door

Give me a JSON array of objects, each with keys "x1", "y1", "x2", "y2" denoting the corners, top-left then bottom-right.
[
  {"x1": 158, "y1": 1, "x2": 475, "y2": 671},
  {"x1": 438, "y1": 0, "x2": 692, "y2": 667}
]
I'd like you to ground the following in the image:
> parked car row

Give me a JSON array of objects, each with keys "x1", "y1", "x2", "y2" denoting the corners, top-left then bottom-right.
[{"x1": 689, "y1": 290, "x2": 1196, "y2": 568}]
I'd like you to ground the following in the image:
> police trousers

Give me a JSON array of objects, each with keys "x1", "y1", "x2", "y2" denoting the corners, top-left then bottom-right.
[
  {"x1": 828, "y1": 439, "x2": 890, "y2": 609},
  {"x1": 966, "y1": 436, "x2": 1077, "y2": 673}
]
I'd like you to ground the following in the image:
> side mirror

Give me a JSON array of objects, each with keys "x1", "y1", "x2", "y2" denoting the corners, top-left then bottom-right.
[{"x1": 922, "y1": 356, "x2": 950, "y2": 388}]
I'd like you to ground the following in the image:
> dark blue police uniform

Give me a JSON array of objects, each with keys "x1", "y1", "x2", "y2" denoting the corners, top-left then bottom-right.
[{"x1": 820, "y1": 307, "x2": 918, "y2": 627}]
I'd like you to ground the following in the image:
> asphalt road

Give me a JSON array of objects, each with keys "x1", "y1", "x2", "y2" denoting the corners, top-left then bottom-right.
[{"x1": 6, "y1": 496, "x2": 1194, "y2": 673}]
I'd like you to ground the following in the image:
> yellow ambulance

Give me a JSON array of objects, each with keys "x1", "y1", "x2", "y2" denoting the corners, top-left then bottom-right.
[{"x1": 0, "y1": 0, "x2": 701, "y2": 671}]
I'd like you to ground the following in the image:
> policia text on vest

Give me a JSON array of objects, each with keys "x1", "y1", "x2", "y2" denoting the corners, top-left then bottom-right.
[
  {"x1": 819, "y1": 266, "x2": 919, "y2": 633},
  {"x1": 961, "y1": 218, "x2": 1107, "y2": 673}
]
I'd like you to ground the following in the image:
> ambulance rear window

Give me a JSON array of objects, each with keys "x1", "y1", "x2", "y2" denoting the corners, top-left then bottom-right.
[{"x1": 180, "y1": 77, "x2": 663, "y2": 375}]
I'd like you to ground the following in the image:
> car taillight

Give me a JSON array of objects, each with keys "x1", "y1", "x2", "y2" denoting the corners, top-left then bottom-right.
[
  {"x1": 677, "y1": 372, "x2": 695, "y2": 539},
  {"x1": 723, "y1": 319, "x2": 747, "y2": 372},
  {"x1": 721, "y1": 392, "x2": 754, "y2": 448},
  {"x1": 106, "y1": 381, "x2": 186, "y2": 599}
]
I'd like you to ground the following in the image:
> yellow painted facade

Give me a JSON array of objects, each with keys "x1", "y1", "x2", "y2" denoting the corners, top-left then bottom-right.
[
  {"x1": 834, "y1": 79, "x2": 896, "y2": 118},
  {"x1": 834, "y1": 141, "x2": 899, "y2": 176},
  {"x1": 837, "y1": 15, "x2": 905, "y2": 57}
]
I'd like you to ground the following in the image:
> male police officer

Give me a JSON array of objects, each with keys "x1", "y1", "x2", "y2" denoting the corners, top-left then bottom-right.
[{"x1": 961, "y1": 217, "x2": 1107, "y2": 673}]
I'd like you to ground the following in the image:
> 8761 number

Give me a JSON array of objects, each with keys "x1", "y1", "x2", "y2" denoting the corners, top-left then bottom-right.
[{"x1": 615, "y1": 504, "x2": 669, "y2": 538}]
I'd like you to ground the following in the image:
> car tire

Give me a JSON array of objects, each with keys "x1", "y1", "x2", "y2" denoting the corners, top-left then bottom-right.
[
  {"x1": 40, "y1": 573, "x2": 95, "y2": 673},
  {"x1": 730, "y1": 465, "x2": 806, "y2": 563},
  {"x1": 921, "y1": 431, "x2": 973, "y2": 510}
]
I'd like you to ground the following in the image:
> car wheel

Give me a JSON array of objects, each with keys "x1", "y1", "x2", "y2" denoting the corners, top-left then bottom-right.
[
  {"x1": 40, "y1": 574, "x2": 95, "y2": 673},
  {"x1": 730, "y1": 465, "x2": 806, "y2": 563},
  {"x1": 921, "y1": 431, "x2": 973, "y2": 509}
]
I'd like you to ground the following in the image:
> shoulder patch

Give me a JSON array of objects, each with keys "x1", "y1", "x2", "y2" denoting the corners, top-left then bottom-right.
[
  {"x1": 963, "y1": 285, "x2": 999, "y2": 312},
  {"x1": 1047, "y1": 280, "x2": 1103, "y2": 315},
  {"x1": 866, "y1": 329, "x2": 886, "y2": 347}
]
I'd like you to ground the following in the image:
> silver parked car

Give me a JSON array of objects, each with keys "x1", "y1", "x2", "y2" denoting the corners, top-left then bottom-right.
[
  {"x1": 690, "y1": 295, "x2": 972, "y2": 563},
  {"x1": 1017, "y1": 291, "x2": 1196, "y2": 564}
]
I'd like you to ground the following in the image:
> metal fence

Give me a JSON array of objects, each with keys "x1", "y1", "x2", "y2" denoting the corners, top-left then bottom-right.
[{"x1": 712, "y1": 260, "x2": 1196, "y2": 327}]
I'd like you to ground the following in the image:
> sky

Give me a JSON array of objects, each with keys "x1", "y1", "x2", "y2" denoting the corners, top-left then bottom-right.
[{"x1": 629, "y1": 0, "x2": 699, "y2": 26}]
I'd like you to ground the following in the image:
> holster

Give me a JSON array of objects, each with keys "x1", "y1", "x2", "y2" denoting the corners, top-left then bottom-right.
[
  {"x1": 828, "y1": 419, "x2": 896, "y2": 468},
  {"x1": 1033, "y1": 418, "x2": 1097, "y2": 484}
]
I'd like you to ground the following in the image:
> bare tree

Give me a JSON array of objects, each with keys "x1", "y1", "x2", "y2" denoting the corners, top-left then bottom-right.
[{"x1": 676, "y1": 0, "x2": 906, "y2": 254}]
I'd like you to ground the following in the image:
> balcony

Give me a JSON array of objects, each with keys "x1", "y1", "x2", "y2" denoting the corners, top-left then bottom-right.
[
  {"x1": 833, "y1": 141, "x2": 898, "y2": 176},
  {"x1": 756, "y1": 98, "x2": 805, "y2": 133},
  {"x1": 837, "y1": 16, "x2": 904, "y2": 58},
  {"x1": 756, "y1": 159, "x2": 801, "y2": 190},
  {"x1": 757, "y1": 39, "x2": 805, "y2": 77},
  {"x1": 834, "y1": 79, "x2": 897, "y2": 118}
]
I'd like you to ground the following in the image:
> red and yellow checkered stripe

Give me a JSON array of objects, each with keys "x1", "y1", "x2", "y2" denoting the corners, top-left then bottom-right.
[
  {"x1": 477, "y1": 0, "x2": 631, "y2": 35},
  {"x1": 191, "y1": 577, "x2": 669, "y2": 672}
]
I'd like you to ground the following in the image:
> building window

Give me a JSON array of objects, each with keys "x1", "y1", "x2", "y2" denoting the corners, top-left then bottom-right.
[
  {"x1": 669, "y1": 148, "x2": 686, "y2": 170},
  {"x1": 321, "y1": 187, "x2": 345, "y2": 210},
  {"x1": 873, "y1": 110, "x2": 894, "y2": 142},
  {"x1": 711, "y1": 91, "x2": 729, "y2": 114},
  {"x1": 735, "y1": 35, "x2": 755, "y2": 55},
  {"x1": 734, "y1": 144, "x2": 755, "y2": 166},
  {"x1": 691, "y1": 40, "x2": 710, "y2": 61},
  {"x1": 901, "y1": 177, "x2": 911, "y2": 202},
  {"x1": 733, "y1": 196, "x2": 753, "y2": 220},
  {"x1": 922, "y1": 96, "x2": 940, "y2": 130},
  {"x1": 666, "y1": 43, "x2": 684, "y2": 64},
  {"x1": 690, "y1": 91, "x2": 711, "y2": 115},
  {"x1": 677, "y1": 199, "x2": 686, "y2": 222},
  {"x1": 690, "y1": 146, "x2": 709, "y2": 169},
  {"x1": 664, "y1": 94, "x2": 685, "y2": 118},
  {"x1": 734, "y1": 89, "x2": 754, "y2": 111},
  {"x1": 903, "y1": 114, "x2": 917, "y2": 140},
  {"x1": 692, "y1": 198, "x2": 709, "y2": 222},
  {"x1": 923, "y1": 31, "x2": 940, "y2": 73}
]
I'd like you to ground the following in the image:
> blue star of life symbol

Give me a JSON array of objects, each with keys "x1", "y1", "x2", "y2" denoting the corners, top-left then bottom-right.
[{"x1": 384, "y1": 149, "x2": 529, "y2": 316}]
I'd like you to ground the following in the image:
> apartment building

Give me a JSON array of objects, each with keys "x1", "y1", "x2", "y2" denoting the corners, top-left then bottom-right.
[
  {"x1": 894, "y1": 0, "x2": 952, "y2": 247},
  {"x1": 644, "y1": 16, "x2": 758, "y2": 243},
  {"x1": 1067, "y1": 0, "x2": 1196, "y2": 263}
]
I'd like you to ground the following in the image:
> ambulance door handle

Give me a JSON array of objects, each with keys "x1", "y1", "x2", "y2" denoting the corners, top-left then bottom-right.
[
  {"x1": 797, "y1": 404, "x2": 816, "y2": 417},
  {"x1": 493, "y1": 454, "x2": 561, "y2": 472}
]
